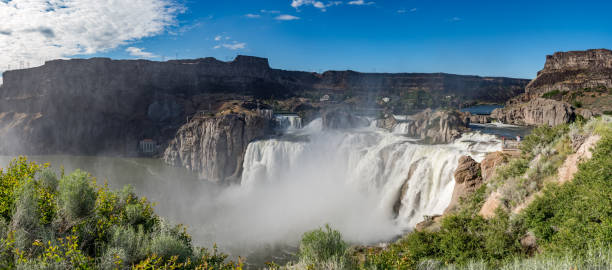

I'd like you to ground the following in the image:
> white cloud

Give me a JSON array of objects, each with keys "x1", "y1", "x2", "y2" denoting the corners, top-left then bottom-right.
[
  {"x1": 260, "y1": 9, "x2": 281, "y2": 14},
  {"x1": 276, "y1": 14, "x2": 300, "y2": 21},
  {"x1": 245, "y1": 13, "x2": 261, "y2": 18},
  {"x1": 348, "y1": 0, "x2": 375, "y2": 5},
  {"x1": 291, "y1": 0, "x2": 341, "y2": 11},
  {"x1": 450, "y1": 17, "x2": 462, "y2": 22},
  {"x1": 397, "y1": 8, "x2": 417, "y2": 13},
  {"x1": 0, "y1": 0, "x2": 182, "y2": 73},
  {"x1": 125, "y1": 47, "x2": 158, "y2": 58},
  {"x1": 214, "y1": 43, "x2": 246, "y2": 50},
  {"x1": 214, "y1": 35, "x2": 223, "y2": 41}
]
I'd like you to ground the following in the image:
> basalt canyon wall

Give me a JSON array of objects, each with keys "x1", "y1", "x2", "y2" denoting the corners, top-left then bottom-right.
[
  {"x1": 492, "y1": 49, "x2": 612, "y2": 126},
  {"x1": 0, "y1": 55, "x2": 528, "y2": 156},
  {"x1": 525, "y1": 49, "x2": 612, "y2": 95}
]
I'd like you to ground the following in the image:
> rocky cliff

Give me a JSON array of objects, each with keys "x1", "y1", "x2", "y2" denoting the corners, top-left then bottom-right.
[
  {"x1": 526, "y1": 49, "x2": 612, "y2": 95},
  {"x1": 491, "y1": 98, "x2": 575, "y2": 126},
  {"x1": 163, "y1": 113, "x2": 270, "y2": 183},
  {"x1": 491, "y1": 49, "x2": 612, "y2": 126},
  {"x1": 0, "y1": 55, "x2": 528, "y2": 155}
]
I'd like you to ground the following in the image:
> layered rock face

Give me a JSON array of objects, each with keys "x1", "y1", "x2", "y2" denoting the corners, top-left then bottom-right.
[
  {"x1": 163, "y1": 114, "x2": 270, "y2": 183},
  {"x1": 445, "y1": 156, "x2": 483, "y2": 213},
  {"x1": 0, "y1": 55, "x2": 528, "y2": 155},
  {"x1": 491, "y1": 98, "x2": 574, "y2": 126},
  {"x1": 526, "y1": 49, "x2": 612, "y2": 95},
  {"x1": 403, "y1": 109, "x2": 469, "y2": 144}
]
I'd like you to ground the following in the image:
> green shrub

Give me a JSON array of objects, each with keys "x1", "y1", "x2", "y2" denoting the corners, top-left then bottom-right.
[
  {"x1": 521, "y1": 131, "x2": 612, "y2": 255},
  {"x1": 520, "y1": 124, "x2": 569, "y2": 158},
  {"x1": 36, "y1": 168, "x2": 58, "y2": 192},
  {"x1": 107, "y1": 225, "x2": 149, "y2": 264},
  {"x1": 540, "y1": 90, "x2": 568, "y2": 99},
  {"x1": 58, "y1": 170, "x2": 97, "y2": 220},
  {"x1": 299, "y1": 224, "x2": 349, "y2": 267},
  {"x1": 0, "y1": 158, "x2": 242, "y2": 269},
  {"x1": 572, "y1": 100, "x2": 583, "y2": 108},
  {"x1": 0, "y1": 157, "x2": 42, "y2": 220},
  {"x1": 148, "y1": 232, "x2": 192, "y2": 262}
]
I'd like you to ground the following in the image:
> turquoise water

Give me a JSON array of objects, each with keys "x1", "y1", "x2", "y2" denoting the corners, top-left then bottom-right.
[{"x1": 461, "y1": 104, "x2": 503, "y2": 115}]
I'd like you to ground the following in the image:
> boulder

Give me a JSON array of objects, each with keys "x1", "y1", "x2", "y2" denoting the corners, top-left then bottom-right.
[
  {"x1": 376, "y1": 114, "x2": 398, "y2": 131},
  {"x1": 403, "y1": 109, "x2": 470, "y2": 144},
  {"x1": 444, "y1": 156, "x2": 483, "y2": 213}
]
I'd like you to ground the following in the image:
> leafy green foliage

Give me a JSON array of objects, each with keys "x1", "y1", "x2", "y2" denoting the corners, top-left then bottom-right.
[
  {"x1": 0, "y1": 157, "x2": 243, "y2": 269},
  {"x1": 540, "y1": 90, "x2": 568, "y2": 99},
  {"x1": 521, "y1": 130, "x2": 612, "y2": 255},
  {"x1": 361, "y1": 117, "x2": 611, "y2": 269},
  {"x1": 298, "y1": 224, "x2": 350, "y2": 269},
  {"x1": 58, "y1": 170, "x2": 97, "y2": 220}
]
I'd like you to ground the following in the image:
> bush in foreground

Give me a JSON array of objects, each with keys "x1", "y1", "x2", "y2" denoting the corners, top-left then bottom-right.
[{"x1": 0, "y1": 157, "x2": 242, "y2": 269}]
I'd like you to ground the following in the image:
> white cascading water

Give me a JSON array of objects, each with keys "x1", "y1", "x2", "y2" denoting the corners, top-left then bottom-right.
[
  {"x1": 241, "y1": 118, "x2": 501, "y2": 236},
  {"x1": 274, "y1": 115, "x2": 303, "y2": 130}
]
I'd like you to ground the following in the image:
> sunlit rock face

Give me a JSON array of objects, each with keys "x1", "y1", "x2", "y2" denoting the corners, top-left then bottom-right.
[
  {"x1": 163, "y1": 113, "x2": 270, "y2": 183},
  {"x1": 526, "y1": 49, "x2": 612, "y2": 95},
  {"x1": 491, "y1": 98, "x2": 575, "y2": 126}
]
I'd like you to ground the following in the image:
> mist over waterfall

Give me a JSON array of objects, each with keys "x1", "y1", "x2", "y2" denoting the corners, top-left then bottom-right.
[{"x1": 206, "y1": 118, "x2": 503, "y2": 252}]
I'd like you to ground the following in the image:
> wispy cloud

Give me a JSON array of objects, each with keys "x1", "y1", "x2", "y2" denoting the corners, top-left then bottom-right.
[
  {"x1": 397, "y1": 8, "x2": 417, "y2": 14},
  {"x1": 214, "y1": 42, "x2": 246, "y2": 50},
  {"x1": 276, "y1": 14, "x2": 300, "y2": 21},
  {"x1": 126, "y1": 47, "x2": 158, "y2": 58},
  {"x1": 450, "y1": 16, "x2": 462, "y2": 22},
  {"x1": 291, "y1": 0, "x2": 342, "y2": 11},
  {"x1": 261, "y1": 9, "x2": 281, "y2": 14},
  {"x1": 245, "y1": 13, "x2": 261, "y2": 18},
  {"x1": 348, "y1": 0, "x2": 375, "y2": 6},
  {"x1": 0, "y1": 0, "x2": 182, "y2": 73}
]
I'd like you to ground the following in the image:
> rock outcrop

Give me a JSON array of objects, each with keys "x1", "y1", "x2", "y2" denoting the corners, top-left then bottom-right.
[
  {"x1": 163, "y1": 113, "x2": 270, "y2": 183},
  {"x1": 402, "y1": 109, "x2": 469, "y2": 144},
  {"x1": 491, "y1": 98, "x2": 575, "y2": 126},
  {"x1": 445, "y1": 156, "x2": 484, "y2": 213},
  {"x1": 375, "y1": 114, "x2": 398, "y2": 131},
  {"x1": 526, "y1": 49, "x2": 612, "y2": 95}
]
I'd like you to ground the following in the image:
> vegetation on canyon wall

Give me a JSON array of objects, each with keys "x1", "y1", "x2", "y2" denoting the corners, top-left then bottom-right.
[
  {"x1": 0, "y1": 158, "x2": 242, "y2": 269},
  {"x1": 350, "y1": 117, "x2": 611, "y2": 270}
]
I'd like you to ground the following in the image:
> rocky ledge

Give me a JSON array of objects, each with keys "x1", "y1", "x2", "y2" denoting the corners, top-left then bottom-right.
[
  {"x1": 163, "y1": 113, "x2": 271, "y2": 183},
  {"x1": 402, "y1": 109, "x2": 469, "y2": 144},
  {"x1": 526, "y1": 49, "x2": 612, "y2": 95},
  {"x1": 491, "y1": 98, "x2": 575, "y2": 126}
]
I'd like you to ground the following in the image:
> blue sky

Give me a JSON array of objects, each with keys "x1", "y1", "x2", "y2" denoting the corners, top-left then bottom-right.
[{"x1": 3, "y1": 0, "x2": 612, "y2": 79}]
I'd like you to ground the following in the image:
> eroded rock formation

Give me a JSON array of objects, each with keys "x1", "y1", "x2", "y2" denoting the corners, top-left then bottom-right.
[
  {"x1": 403, "y1": 109, "x2": 470, "y2": 144},
  {"x1": 163, "y1": 113, "x2": 270, "y2": 183},
  {"x1": 526, "y1": 49, "x2": 612, "y2": 95},
  {"x1": 491, "y1": 98, "x2": 575, "y2": 126},
  {"x1": 444, "y1": 156, "x2": 483, "y2": 213}
]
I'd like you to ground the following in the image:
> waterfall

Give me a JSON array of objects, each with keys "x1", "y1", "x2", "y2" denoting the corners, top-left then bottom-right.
[
  {"x1": 240, "y1": 119, "x2": 501, "y2": 233},
  {"x1": 274, "y1": 114, "x2": 303, "y2": 130}
]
